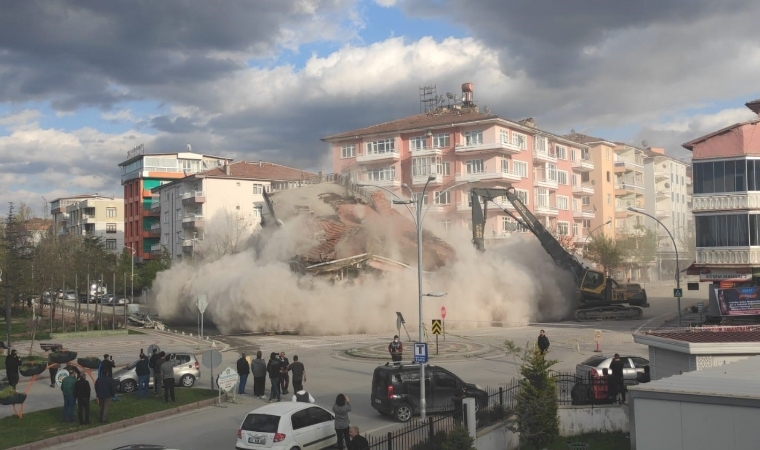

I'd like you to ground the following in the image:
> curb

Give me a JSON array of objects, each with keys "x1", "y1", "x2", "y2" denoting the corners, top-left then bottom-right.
[{"x1": 7, "y1": 394, "x2": 227, "y2": 450}]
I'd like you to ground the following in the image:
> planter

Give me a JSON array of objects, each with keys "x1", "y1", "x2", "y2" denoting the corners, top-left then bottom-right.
[
  {"x1": 0, "y1": 393, "x2": 27, "y2": 405},
  {"x1": 77, "y1": 357, "x2": 101, "y2": 369},
  {"x1": 19, "y1": 363, "x2": 47, "y2": 377},
  {"x1": 49, "y1": 351, "x2": 77, "y2": 364}
]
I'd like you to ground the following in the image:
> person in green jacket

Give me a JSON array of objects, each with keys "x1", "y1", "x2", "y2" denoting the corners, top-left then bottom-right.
[{"x1": 61, "y1": 369, "x2": 77, "y2": 423}]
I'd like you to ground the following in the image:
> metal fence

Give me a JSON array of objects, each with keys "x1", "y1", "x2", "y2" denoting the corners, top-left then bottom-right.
[{"x1": 366, "y1": 372, "x2": 624, "y2": 449}]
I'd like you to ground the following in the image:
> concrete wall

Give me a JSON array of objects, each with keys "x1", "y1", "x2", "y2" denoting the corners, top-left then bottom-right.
[
  {"x1": 475, "y1": 423, "x2": 519, "y2": 450},
  {"x1": 650, "y1": 346, "x2": 690, "y2": 380}
]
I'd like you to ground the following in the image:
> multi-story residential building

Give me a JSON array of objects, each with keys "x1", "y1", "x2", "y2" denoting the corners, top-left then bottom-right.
[
  {"x1": 323, "y1": 84, "x2": 595, "y2": 247},
  {"x1": 612, "y1": 143, "x2": 647, "y2": 236},
  {"x1": 642, "y1": 147, "x2": 691, "y2": 279},
  {"x1": 152, "y1": 160, "x2": 316, "y2": 260},
  {"x1": 118, "y1": 144, "x2": 231, "y2": 262},
  {"x1": 683, "y1": 99, "x2": 760, "y2": 288},
  {"x1": 49, "y1": 195, "x2": 124, "y2": 252}
]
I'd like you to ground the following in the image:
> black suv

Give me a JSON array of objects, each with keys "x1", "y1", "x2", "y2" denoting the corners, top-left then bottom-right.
[{"x1": 371, "y1": 363, "x2": 488, "y2": 422}]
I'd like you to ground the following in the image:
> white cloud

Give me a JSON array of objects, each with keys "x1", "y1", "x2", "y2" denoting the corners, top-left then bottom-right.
[
  {"x1": 101, "y1": 109, "x2": 139, "y2": 123},
  {"x1": 375, "y1": 0, "x2": 400, "y2": 6},
  {"x1": 0, "y1": 109, "x2": 42, "y2": 127}
]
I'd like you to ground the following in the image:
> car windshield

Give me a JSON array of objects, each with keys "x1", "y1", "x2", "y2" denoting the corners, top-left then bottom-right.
[
  {"x1": 581, "y1": 356, "x2": 607, "y2": 367},
  {"x1": 241, "y1": 414, "x2": 280, "y2": 433}
]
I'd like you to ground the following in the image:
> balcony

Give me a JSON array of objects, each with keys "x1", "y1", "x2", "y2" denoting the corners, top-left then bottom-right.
[
  {"x1": 615, "y1": 182, "x2": 643, "y2": 196},
  {"x1": 150, "y1": 222, "x2": 161, "y2": 232},
  {"x1": 181, "y1": 215, "x2": 205, "y2": 229},
  {"x1": 142, "y1": 189, "x2": 154, "y2": 198},
  {"x1": 573, "y1": 208, "x2": 595, "y2": 219},
  {"x1": 696, "y1": 247, "x2": 760, "y2": 265},
  {"x1": 692, "y1": 192, "x2": 760, "y2": 212},
  {"x1": 410, "y1": 146, "x2": 444, "y2": 158},
  {"x1": 150, "y1": 243, "x2": 163, "y2": 254},
  {"x1": 655, "y1": 209, "x2": 669, "y2": 218},
  {"x1": 361, "y1": 177, "x2": 401, "y2": 188},
  {"x1": 424, "y1": 204, "x2": 448, "y2": 215},
  {"x1": 572, "y1": 182, "x2": 595, "y2": 195},
  {"x1": 181, "y1": 191, "x2": 206, "y2": 205},
  {"x1": 150, "y1": 203, "x2": 161, "y2": 214},
  {"x1": 455, "y1": 168, "x2": 521, "y2": 183},
  {"x1": 655, "y1": 170, "x2": 669, "y2": 180},
  {"x1": 182, "y1": 239, "x2": 195, "y2": 252},
  {"x1": 534, "y1": 204, "x2": 559, "y2": 216},
  {"x1": 574, "y1": 234, "x2": 587, "y2": 244},
  {"x1": 454, "y1": 140, "x2": 522, "y2": 156},
  {"x1": 411, "y1": 172, "x2": 444, "y2": 187},
  {"x1": 615, "y1": 207, "x2": 630, "y2": 218},
  {"x1": 571, "y1": 157, "x2": 594, "y2": 172},
  {"x1": 614, "y1": 160, "x2": 643, "y2": 173},
  {"x1": 356, "y1": 151, "x2": 400, "y2": 164},
  {"x1": 534, "y1": 177, "x2": 558, "y2": 190},
  {"x1": 533, "y1": 150, "x2": 557, "y2": 164}
]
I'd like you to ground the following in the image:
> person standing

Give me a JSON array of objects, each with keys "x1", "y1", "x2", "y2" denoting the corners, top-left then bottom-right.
[
  {"x1": 348, "y1": 426, "x2": 369, "y2": 450},
  {"x1": 292, "y1": 389, "x2": 315, "y2": 403},
  {"x1": 333, "y1": 394, "x2": 352, "y2": 450},
  {"x1": 5, "y1": 349, "x2": 21, "y2": 389},
  {"x1": 95, "y1": 373, "x2": 115, "y2": 423},
  {"x1": 61, "y1": 369, "x2": 77, "y2": 423},
  {"x1": 452, "y1": 385, "x2": 466, "y2": 426},
  {"x1": 251, "y1": 351, "x2": 267, "y2": 399},
  {"x1": 609, "y1": 353, "x2": 627, "y2": 404},
  {"x1": 278, "y1": 352, "x2": 290, "y2": 395},
  {"x1": 388, "y1": 335, "x2": 403, "y2": 362},
  {"x1": 236, "y1": 353, "x2": 250, "y2": 395},
  {"x1": 74, "y1": 372, "x2": 91, "y2": 425},
  {"x1": 161, "y1": 353, "x2": 177, "y2": 403},
  {"x1": 153, "y1": 351, "x2": 166, "y2": 396},
  {"x1": 135, "y1": 353, "x2": 151, "y2": 400},
  {"x1": 537, "y1": 330, "x2": 550, "y2": 354},
  {"x1": 48, "y1": 363, "x2": 58, "y2": 388},
  {"x1": 99, "y1": 354, "x2": 115, "y2": 378},
  {"x1": 266, "y1": 352, "x2": 281, "y2": 403},
  {"x1": 288, "y1": 355, "x2": 306, "y2": 392}
]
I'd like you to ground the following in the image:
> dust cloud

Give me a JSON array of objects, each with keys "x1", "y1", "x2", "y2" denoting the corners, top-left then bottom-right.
[{"x1": 152, "y1": 195, "x2": 576, "y2": 335}]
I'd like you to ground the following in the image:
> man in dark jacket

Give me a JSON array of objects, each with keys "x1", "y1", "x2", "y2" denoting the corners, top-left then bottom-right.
[
  {"x1": 61, "y1": 369, "x2": 77, "y2": 423},
  {"x1": 153, "y1": 351, "x2": 166, "y2": 396},
  {"x1": 267, "y1": 352, "x2": 281, "y2": 402},
  {"x1": 95, "y1": 374, "x2": 115, "y2": 423},
  {"x1": 388, "y1": 335, "x2": 403, "y2": 362},
  {"x1": 251, "y1": 351, "x2": 267, "y2": 399},
  {"x1": 74, "y1": 372, "x2": 91, "y2": 425},
  {"x1": 237, "y1": 353, "x2": 250, "y2": 395},
  {"x1": 289, "y1": 355, "x2": 306, "y2": 392},
  {"x1": 537, "y1": 330, "x2": 550, "y2": 353},
  {"x1": 149, "y1": 348, "x2": 161, "y2": 394},
  {"x1": 609, "y1": 353, "x2": 626, "y2": 404},
  {"x1": 348, "y1": 426, "x2": 369, "y2": 450},
  {"x1": 278, "y1": 352, "x2": 290, "y2": 395},
  {"x1": 5, "y1": 349, "x2": 21, "y2": 389},
  {"x1": 135, "y1": 353, "x2": 151, "y2": 399},
  {"x1": 99, "y1": 354, "x2": 115, "y2": 378}
]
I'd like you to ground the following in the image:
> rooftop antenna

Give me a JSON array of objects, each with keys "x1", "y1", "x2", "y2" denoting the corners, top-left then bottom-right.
[
  {"x1": 419, "y1": 85, "x2": 438, "y2": 114},
  {"x1": 187, "y1": 144, "x2": 193, "y2": 152}
]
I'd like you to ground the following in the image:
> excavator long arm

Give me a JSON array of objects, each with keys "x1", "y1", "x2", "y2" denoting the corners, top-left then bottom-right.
[{"x1": 470, "y1": 187, "x2": 587, "y2": 284}]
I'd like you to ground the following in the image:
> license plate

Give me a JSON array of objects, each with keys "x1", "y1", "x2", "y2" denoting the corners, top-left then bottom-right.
[
  {"x1": 374, "y1": 399, "x2": 381, "y2": 404},
  {"x1": 248, "y1": 436, "x2": 266, "y2": 444}
]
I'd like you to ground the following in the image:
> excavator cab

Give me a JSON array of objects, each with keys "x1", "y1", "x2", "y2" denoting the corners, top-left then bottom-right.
[{"x1": 580, "y1": 270, "x2": 605, "y2": 293}]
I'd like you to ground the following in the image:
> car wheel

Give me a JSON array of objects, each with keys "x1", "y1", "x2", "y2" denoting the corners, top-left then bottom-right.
[
  {"x1": 121, "y1": 379, "x2": 137, "y2": 393},
  {"x1": 394, "y1": 403, "x2": 413, "y2": 422},
  {"x1": 180, "y1": 374, "x2": 195, "y2": 387}
]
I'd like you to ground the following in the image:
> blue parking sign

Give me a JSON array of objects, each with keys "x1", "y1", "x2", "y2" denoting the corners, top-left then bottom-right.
[
  {"x1": 413, "y1": 342, "x2": 428, "y2": 363},
  {"x1": 674, "y1": 288, "x2": 683, "y2": 298}
]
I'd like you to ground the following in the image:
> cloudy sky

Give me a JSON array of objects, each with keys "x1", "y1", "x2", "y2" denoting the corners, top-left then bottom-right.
[{"x1": 1, "y1": 0, "x2": 759, "y2": 213}]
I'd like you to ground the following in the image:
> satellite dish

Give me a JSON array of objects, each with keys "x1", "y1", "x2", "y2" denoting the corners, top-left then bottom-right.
[
  {"x1": 446, "y1": 92, "x2": 454, "y2": 99},
  {"x1": 571, "y1": 129, "x2": 576, "y2": 134},
  {"x1": 664, "y1": 182, "x2": 670, "y2": 188},
  {"x1": 484, "y1": 106, "x2": 491, "y2": 113},
  {"x1": 641, "y1": 140, "x2": 649, "y2": 148}
]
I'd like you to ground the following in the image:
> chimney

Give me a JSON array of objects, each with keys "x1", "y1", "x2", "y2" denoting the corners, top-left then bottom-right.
[
  {"x1": 649, "y1": 147, "x2": 665, "y2": 155},
  {"x1": 224, "y1": 163, "x2": 231, "y2": 176}
]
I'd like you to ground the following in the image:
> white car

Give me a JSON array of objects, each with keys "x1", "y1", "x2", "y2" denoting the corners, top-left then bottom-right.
[{"x1": 236, "y1": 402, "x2": 336, "y2": 450}]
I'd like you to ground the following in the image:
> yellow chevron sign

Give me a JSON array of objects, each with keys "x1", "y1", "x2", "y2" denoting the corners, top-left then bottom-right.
[{"x1": 431, "y1": 319, "x2": 442, "y2": 335}]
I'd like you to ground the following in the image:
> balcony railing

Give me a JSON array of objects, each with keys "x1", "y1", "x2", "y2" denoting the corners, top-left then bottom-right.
[
  {"x1": 410, "y1": 146, "x2": 443, "y2": 157},
  {"x1": 533, "y1": 150, "x2": 557, "y2": 164},
  {"x1": 534, "y1": 204, "x2": 559, "y2": 216},
  {"x1": 181, "y1": 215, "x2": 205, "y2": 228},
  {"x1": 455, "y1": 169, "x2": 521, "y2": 183},
  {"x1": 454, "y1": 140, "x2": 522, "y2": 155},
  {"x1": 411, "y1": 172, "x2": 444, "y2": 186},
  {"x1": 573, "y1": 209, "x2": 595, "y2": 219},
  {"x1": 150, "y1": 244, "x2": 163, "y2": 253},
  {"x1": 572, "y1": 182, "x2": 594, "y2": 195},
  {"x1": 655, "y1": 170, "x2": 669, "y2": 180},
  {"x1": 614, "y1": 160, "x2": 643, "y2": 172},
  {"x1": 150, "y1": 222, "x2": 161, "y2": 231},
  {"x1": 571, "y1": 157, "x2": 594, "y2": 172},
  {"x1": 356, "y1": 151, "x2": 400, "y2": 164},
  {"x1": 181, "y1": 191, "x2": 206, "y2": 204},
  {"x1": 534, "y1": 177, "x2": 558, "y2": 190},
  {"x1": 655, "y1": 209, "x2": 669, "y2": 218},
  {"x1": 362, "y1": 177, "x2": 401, "y2": 188}
]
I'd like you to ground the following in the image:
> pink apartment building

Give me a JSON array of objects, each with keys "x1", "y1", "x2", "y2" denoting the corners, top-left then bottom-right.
[{"x1": 322, "y1": 84, "x2": 595, "y2": 247}]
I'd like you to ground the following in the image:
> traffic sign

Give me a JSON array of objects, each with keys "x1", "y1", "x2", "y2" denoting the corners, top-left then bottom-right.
[
  {"x1": 413, "y1": 342, "x2": 428, "y2": 363},
  {"x1": 441, "y1": 306, "x2": 447, "y2": 319},
  {"x1": 674, "y1": 288, "x2": 683, "y2": 298},
  {"x1": 197, "y1": 295, "x2": 209, "y2": 314},
  {"x1": 431, "y1": 319, "x2": 442, "y2": 335},
  {"x1": 216, "y1": 367, "x2": 238, "y2": 393},
  {"x1": 55, "y1": 368, "x2": 69, "y2": 387},
  {"x1": 202, "y1": 349, "x2": 223, "y2": 369},
  {"x1": 594, "y1": 330, "x2": 602, "y2": 342}
]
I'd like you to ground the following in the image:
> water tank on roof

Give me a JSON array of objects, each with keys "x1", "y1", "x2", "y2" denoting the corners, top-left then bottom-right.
[{"x1": 461, "y1": 82, "x2": 474, "y2": 92}]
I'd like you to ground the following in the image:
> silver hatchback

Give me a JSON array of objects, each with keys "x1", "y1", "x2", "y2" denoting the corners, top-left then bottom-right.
[{"x1": 113, "y1": 353, "x2": 201, "y2": 393}]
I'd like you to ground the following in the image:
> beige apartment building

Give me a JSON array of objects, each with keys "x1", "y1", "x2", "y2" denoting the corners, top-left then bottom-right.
[
  {"x1": 50, "y1": 195, "x2": 125, "y2": 252},
  {"x1": 152, "y1": 161, "x2": 315, "y2": 260}
]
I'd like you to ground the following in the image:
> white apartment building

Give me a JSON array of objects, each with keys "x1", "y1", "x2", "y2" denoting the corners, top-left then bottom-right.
[
  {"x1": 50, "y1": 195, "x2": 125, "y2": 252},
  {"x1": 152, "y1": 161, "x2": 316, "y2": 260}
]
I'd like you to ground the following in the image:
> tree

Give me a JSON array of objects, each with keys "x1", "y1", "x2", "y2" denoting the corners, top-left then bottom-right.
[
  {"x1": 515, "y1": 346, "x2": 560, "y2": 449},
  {"x1": 585, "y1": 233, "x2": 622, "y2": 273},
  {"x1": 618, "y1": 224, "x2": 658, "y2": 277},
  {"x1": 441, "y1": 427, "x2": 475, "y2": 450},
  {"x1": 549, "y1": 227, "x2": 576, "y2": 254}
]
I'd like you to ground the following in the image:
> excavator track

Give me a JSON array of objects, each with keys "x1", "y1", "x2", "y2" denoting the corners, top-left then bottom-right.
[{"x1": 574, "y1": 306, "x2": 643, "y2": 322}]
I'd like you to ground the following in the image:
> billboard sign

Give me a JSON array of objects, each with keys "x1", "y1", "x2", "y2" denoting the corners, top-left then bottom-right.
[
  {"x1": 716, "y1": 287, "x2": 760, "y2": 316},
  {"x1": 700, "y1": 268, "x2": 752, "y2": 282}
]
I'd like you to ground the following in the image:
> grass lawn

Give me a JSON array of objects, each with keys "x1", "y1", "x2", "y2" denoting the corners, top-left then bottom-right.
[
  {"x1": 127, "y1": 329, "x2": 146, "y2": 335},
  {"x1": 0, "y1": 388, "x2": 218, "y2": 449},
  {"x1": 521, "y1": 432, "x2": 630, "y2": 450}
]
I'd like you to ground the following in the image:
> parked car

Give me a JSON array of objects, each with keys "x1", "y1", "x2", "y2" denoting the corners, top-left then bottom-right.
[
  {"x1": 113, "y1": 352, "x2": 200, "y2": 393},
  {"x1": 115, "y1": 296, "x2": 130, "y2": 305},
  {"x1": 100, "y1": 294, "x2": 115, "y2": 305},
  {"x1": 370, "y1": 363, "x2": 488, "y2": 422},
  {"x1": 236, "y1": 402, "x2": 336, "y2": 450},
  {"x1": 575, "y1": 355, "x2": 649, "y2": 385}
]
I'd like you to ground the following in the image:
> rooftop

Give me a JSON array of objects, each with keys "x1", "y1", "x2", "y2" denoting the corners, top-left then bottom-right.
[
  {"x1": 645, "y1": 330, "x2": 760, "y2": 343},
  {"x1": 683, "y1": 100, "x2": 760, "y2": 150},
  {"x1": 563, "y1": 132, "x2": 614, "y2": 146},
  {"x1": 634, "y1": 326, "x2": 760, "y2": 355},
  {"x1": 197, "y1": 160, "x2": 317, "y2": 181}
]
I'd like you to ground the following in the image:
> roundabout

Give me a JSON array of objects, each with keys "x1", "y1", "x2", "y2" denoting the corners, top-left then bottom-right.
[{"x1": 341, "y1": 339, "x2": 502, "y2": 362}]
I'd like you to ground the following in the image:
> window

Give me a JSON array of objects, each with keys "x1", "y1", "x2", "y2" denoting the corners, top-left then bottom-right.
[
  {"x1": 442, "y1": 162, "x2": 451, "y2": 176},
  {"x1": 500, "y1": 129, "x2": 510, "y2": 144},
  {"x1": 501, "y1": 159, "x2": 510, "y2": 173},
  {"x1": 253, "y1": 184, "x2": 264, "y2": 194},
  {"x1": 176, "y1": 231, "x2": 182, "y2": 243},
  {"x1": 571, "y1": 149, "x2": 577, "y2": 162},
  {"x1": 693, "y1": 159, "x2": 748, "y2": 194},
  {"x1": 435, "y1": 372, "x2": 458, "y2": 389},
  {"x1": 341, "y1": 144, "x2": 355, "y2": 158},
  {"x1": 242, "y1": 414, "x2": 280, "y2": 434},
  {"x1": 557, "y1": 196, "x2": 569, "y2": 210},
  {"x1": 106, "y1": 207, "x2": 117, "y2": 218},
  {"x1": 606, "y1": 148, "x2": 611, "y2": 160},
  {"x1": 534, "y1": 136, "x2": 548, "y2": 153},
  {"x1": 572, "y1": 174, "x2": 579, "y2": 186},
  {"x1": 695, "y1": 213, "x2": 760, "y2": 247},
  {"x1": 606, "y1": 171, "x2": 611, "y2": 182},
  {"x1": 366, "y1": 166, "x2": 396, "y2": 182},
  {"x1": 434, "y1": 191, "x2": 450, "y2": 205},
  {"x1": 535, "y1": 188, "x2": 550, "y2": 207},
  {"x1": 106, "y1": 223, "x2": 117, "y2": 233},
  {"x1": 582, "y1": 219, "x2": 591, "y2": 229},
  {"x1": 410, "y1": 136, "x2": 427, "y2": 151},
  {"x1": 464, "y1": 130, "x2": 483, "y2": 146},
  {"x1": 432, "y1": 133, "x2": 450, "y2": 148},
  {"x1": 512, "y1": 133, "x2": 527, "y2": 150},
  {"x1": 607, "y1": 194, "x2": 612, "y2": 205},
  {"x1": 582, "y1": 196, "x2": 591, "y2": 206},
  {"x1": 557, "y1": 222, "x2": 569, "y2": 235},
  {"x1": 366, "y1": 138, "x2": 395, "y2": 155},
  {"x1": 513, "y1": 161, "x2": 528, "y2": 178},
  {"x1": 465, "y1": 159, "x2": 484, "y2": 174},
  {"x1": 557, "y1": 170, "x2": 568, "y2": 185},
  {"x1": 412, "y1": 156, "x2": 442, "y2": 177},
  {"x1": 515, "y1": 189, "x2": 529, "y2": 205},
  {"x1": 573, "y1": 222, "x2": 579, "y2": 236},
  {"x1": 607, "y1": 217, "x2": 612, "y2": 228},
  {"x1": 503, "y1": 217, "x2": 528, "y2": 233},
  {"x1": 164, "y1": 211, "x2": 169, "y2": 223},
  {"x1": 105, "y1": 239, "x2": 117, "y2": 250},
  {"x1": 556, "y1": 145, "x2": 567, "y2": 160},
  {"x1": 253, "y1": 205, "x2": 262, "y2": 218},
  {"x1": 291, "y1": 410, "x2": 311, "y2": 430},
  {"x1": 307, "y1": 406, "x2": 333, "y2": 425},
  {"x1": 412, "y1": 193, "x2": 429, "y2": 205},
  {"x1": 547, "y1": 163, "x2": 557, "y2": 181}
]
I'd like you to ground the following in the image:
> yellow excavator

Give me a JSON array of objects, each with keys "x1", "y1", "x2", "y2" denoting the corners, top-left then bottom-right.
[{"x1": 471, "y1": 187, "x2": 649, "y2": 321}]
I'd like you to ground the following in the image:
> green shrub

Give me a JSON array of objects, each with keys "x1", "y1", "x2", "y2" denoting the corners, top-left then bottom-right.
[
  {"x1": 0, "y1": 386, "x2": 17, "y2": 398},
  {"x1": 442, "y1": 426, "x2": 475, "y2": 450}
]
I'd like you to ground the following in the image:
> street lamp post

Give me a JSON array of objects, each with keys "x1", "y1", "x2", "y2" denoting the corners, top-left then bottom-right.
[
  {"x1": 124, "y1": 245, "x2": 135, "y2": 308},
  {"x1": 628, "y1": 207, "x2": 681, "y2": 326},
  {"x1": 583, "y1": 220, "x2": 612, "y2": 248}
]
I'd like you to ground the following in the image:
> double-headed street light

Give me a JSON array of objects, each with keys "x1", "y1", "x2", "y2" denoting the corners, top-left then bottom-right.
[{"x1": 628, "y1": 207, "x2": 682, "y2": 326}]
